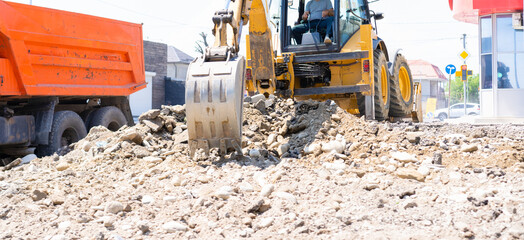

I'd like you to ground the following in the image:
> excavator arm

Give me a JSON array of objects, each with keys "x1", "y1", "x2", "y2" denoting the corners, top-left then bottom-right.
[{"x1": 185, "y1": 0, "x2": 275, "y2": 157}]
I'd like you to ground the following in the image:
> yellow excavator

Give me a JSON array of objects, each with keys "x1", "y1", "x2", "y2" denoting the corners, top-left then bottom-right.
[{"x1": 186, "y1": 0, "x2": 422, "y2": 156}]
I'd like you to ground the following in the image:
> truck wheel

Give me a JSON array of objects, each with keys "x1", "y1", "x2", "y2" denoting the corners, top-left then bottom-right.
[
  {"x1": 80, "y1": 109, "x2": 96, "y2": 129},
  {"x1": 389, "y1": 54, "x2": 414, "y2": 117},
  {"x1": 358, "y1": 49, "x2": 390, "y2": 120},
  {"x1": 37, "y1": 111, "x2": 87, "y2": 156},
  {"x1": 438, "y1": 113, "x2": 447, "y2": 121},
  {"x1": 88, "y1": 106, "x2": 127, "y2": 131}
]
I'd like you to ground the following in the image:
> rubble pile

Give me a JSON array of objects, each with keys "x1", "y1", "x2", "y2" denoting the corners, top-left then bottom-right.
[{"x1": 0, "y1": 98, "x2": 524, "y2": 239}]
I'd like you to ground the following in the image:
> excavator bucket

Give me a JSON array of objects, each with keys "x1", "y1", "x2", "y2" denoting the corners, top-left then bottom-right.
[{"x1": 185, "y1": 56, "x2": 246, "y2": 157}]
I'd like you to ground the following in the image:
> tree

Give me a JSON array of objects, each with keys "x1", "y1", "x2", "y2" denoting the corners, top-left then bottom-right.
[
  {"x1": 447, "y1": 74, "x2": 479, "y2": 105},
  {"x1": 194, "y1": 32, "x2": 209, "y2": 55}
]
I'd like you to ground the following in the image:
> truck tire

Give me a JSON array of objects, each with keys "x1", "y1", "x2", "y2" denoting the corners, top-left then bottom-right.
[
  {"x1": 37, "y1": 111, "x2": 87, "y2": 156},
  {"x1": 438, "y1": 113, "x2": 447, "y2": 121},
  {"x1": 88, "y1": 106, "x2": 127, "y2": 131},
  {"x1": 357, "y1": 49, "x2": 390, "y2": 120},
  {"x1": 389, "y1": 54, "x2": 414, "y2": 117}
]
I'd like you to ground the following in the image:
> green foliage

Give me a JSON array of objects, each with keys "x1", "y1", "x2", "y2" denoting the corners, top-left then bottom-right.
[{"x1": 446, "y1": 74, "x2": 479, "y2": 105}]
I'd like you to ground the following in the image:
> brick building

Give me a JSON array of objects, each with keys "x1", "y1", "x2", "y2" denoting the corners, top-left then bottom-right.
[{"x1": 143, "y1": 41, "x2": 193, "y2": 109}]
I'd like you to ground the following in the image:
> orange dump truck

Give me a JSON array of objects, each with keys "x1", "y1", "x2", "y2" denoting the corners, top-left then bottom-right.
[{"x1": 0, "y1": 1, "x2": 145, "y2": 156}]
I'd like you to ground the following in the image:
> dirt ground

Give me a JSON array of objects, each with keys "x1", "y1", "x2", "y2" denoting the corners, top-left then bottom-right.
[{"x1": 1, "y1": 98, "x2": 523, "y2": 240}]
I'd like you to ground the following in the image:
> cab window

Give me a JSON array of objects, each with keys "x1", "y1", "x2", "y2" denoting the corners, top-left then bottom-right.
[{"x1": 339, "y1": 0, "x2": 366, "y2": 44}]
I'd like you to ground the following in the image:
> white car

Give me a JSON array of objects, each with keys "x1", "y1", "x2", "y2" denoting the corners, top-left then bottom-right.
[{"x1": 434, "y1": 103, "x2": 480, "y2": 121}]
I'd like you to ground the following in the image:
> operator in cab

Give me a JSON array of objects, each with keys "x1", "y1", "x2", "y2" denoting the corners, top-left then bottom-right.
[{"x1": 292, "y1": 0, "x2": 334, "y2": 45}]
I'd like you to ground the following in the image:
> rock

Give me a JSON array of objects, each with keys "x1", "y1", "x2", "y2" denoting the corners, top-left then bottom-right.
[
  {"x1": 163, "y1": 196, "x2": 177, "y2": 202},
  {"x1": 273, "y1": 192, "x2": 297, "y2": 204},
  {"x1": 247, "y1": 198, "x2": 265, "y2": 213},
  {"x1": 256, "y1": 217, "x2": 274, "y2": 229},
  {"x1": 432, "y1": 152, "x2": 443, "y2": 165},
  {"x1": 267, "y1": 134, "x2": 277, "y2": 145},
  {"x1": 250, "y1": 94, "x2": 266, "y2": 104},
  {"x1": 172, "y1": 175, "x2": 184, "y2": 186},
  {"x1": 163, "y1": 221, "x2": 188, "y2": 232},
  {"x1": 141, "y1": 195, "x2": 154, "y2": 204},
  {"x1": 396, "y1": 168, "x2": 425, "y2": 182},
  {"x1": 32, "y1": 190, "x2": 48, "y2": 201},
  {"x1": 172, "y1": 130, "x2": 189, "y2": 144},
  {"x1": 331, "y1": 114, "x2": 342, "y2": 122},
  {"x1": 391, "y1": 152, "x2": 418, "y2": 163},
  {"x1": 103, "y1": 216, "x2": 115, "y2": 228},
  {"x1": 143, "y1": 119, "x2": 163, "y2": 132},
  {"x1": 364, "y1": 184, "x2": 379, "y2": 191},
  {"x1": 260, "y1": 184, "x2": 275, "y2": 197},
  {"x1": 239, "y1": 182, "x2": 254, "y2": 192},
  {"x1": 406, "y1": 132, "x2": 424, "y2": 144},
  {"x1": 321, "y1": 141, "x2": 345, "y2": 154},
  {"x1": 255, "y1": 99, "x2": 266, "y2": 113},
  {"x1": 3, "y1": 158, "x2": 22, "y2": 170},
  {"x1": 50, "y1": 235, "x2": 68, "y2": 240},
  {"x1": 417, "y1": 166, "x2": 430, "y2": 176},
  {"x1": 139, "y1": 109, "x2": 161, "y2": 122},
  {"x1": 304, "y1": 143, "x2": 321, "y2": 155},
  {"x1": 119, "y1": 130, "x2": 140, "y2": 143},
  {"x1": 322, "y1": 161, "x2": 347, "y2": 171},
  {"x1": 143, "y1": 156, "x2": 162, "y2": 164},
  {"x1": 277, "y1": 143, "x2": 290, "y2": 156},
  {"x1": 21, "y1": 154, "x2": 37, "y2": 165},
  {"x1": 137, "y1": 221, "x2": 150, "y2": 234},
  {"x1": 58, "y1": 221, "x2": 71, "y2": 230},
  {"x1": 56, "y1": 162, "x2": 70, "y2": 171},
  {"x1": 104, "y1": 201, "x2": 124, "y2": 214},
  {"x1": 461, "y1": 144, "x2": 478, "y2": 153},
  {"x1": 215, "y1": 186, "x2": 234, "y2": 200},
  {"x1": 249, "y1": 149, "x2": 261, "y2": 158},
  {"x1": 403, "y1": 201, "x2": 418, "y2": 209}
]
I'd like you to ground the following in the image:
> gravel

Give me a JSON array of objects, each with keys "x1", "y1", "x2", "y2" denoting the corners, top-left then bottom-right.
[{"x1": 0, "y1": 99, "x2": 523, "y2": 239}]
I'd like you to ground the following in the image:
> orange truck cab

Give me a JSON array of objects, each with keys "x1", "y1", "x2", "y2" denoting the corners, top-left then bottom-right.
[{"x1": 0, "y1": 1, "x2": 145, "y2": 156}]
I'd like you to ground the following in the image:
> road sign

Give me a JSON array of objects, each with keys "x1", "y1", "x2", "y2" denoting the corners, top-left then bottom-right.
[
  {"x1": 445, "y1": 64, "x2": 456, "y2": 75},
  {"x1": 459, "y1": 50, "x2": 470, "y2": 61}
]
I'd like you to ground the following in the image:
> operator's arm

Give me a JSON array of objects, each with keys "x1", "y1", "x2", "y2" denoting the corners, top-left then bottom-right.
[
  {"x1": 302, "y1": 11, "x2": 310, "y2": 21},
  {"x1": 322, "y1": 8, "x2": 334, "y2": 18}
]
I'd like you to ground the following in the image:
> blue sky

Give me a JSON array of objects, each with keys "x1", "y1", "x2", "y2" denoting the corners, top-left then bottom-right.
[{"x1": 10, "y1": 0, "x2": 479, "y2": 73}]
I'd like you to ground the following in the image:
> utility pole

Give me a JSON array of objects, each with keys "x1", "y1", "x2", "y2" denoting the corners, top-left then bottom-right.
[{"x1": 461, "y1": 33, "x2": 467, "y2": 116}]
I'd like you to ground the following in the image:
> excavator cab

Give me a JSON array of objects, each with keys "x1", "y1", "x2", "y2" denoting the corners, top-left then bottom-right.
[{"x1": 280, "y1": 0, "x2": 370, "y2": 52}]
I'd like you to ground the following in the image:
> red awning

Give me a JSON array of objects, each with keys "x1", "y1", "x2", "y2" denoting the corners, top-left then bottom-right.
[{"x1": 450, "y1": 0, "x2": 523, "y2": 24}]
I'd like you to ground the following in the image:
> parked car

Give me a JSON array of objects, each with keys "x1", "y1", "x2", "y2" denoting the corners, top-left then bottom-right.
[{"x1": 434, "y1": 103, "x2": 480, "y2": 121}]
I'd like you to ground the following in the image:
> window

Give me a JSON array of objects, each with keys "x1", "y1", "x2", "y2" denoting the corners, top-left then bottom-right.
[
  {"x1": 451, "y1": 104, "x2": 464, "y2": 110},
  {"x1": 339, "y1": 0, "x2": 366, "y2": 44},
  {"x1": 481, "y1": 16, "x2": 492, "y2": 54},
  {"x1": 480, "y1": 16, "x2": 492, "y2": 89},
  {"x1": 495, "y1": 14, "x2": 524, "y2": 89}
]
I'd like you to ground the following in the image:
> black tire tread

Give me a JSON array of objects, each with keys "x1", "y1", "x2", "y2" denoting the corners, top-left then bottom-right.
[
  {"x1": 88, "y1": 106, "x2": 127, "y2": 131},
  {"x1": 357, "y1": 49, "x2": 390, "y2": 120},
  {"x1": 389, "y1": 54, "x2": 414, "y2": 117},
  {"x1": 37, "y1": 111, "x2": 87, "y2": 157}
]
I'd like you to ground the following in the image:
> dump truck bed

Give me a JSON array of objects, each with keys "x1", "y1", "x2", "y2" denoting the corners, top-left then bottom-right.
[{"x1": 0, "y1": 1, "x2": 145, "y2": 98}]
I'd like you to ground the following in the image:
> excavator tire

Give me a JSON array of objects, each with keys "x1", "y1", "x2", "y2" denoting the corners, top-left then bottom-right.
[
  {"x1": 358, "y1": 49, "x2": 390, "y2": 120},
  {"x1": 389, "y1": 54, "x2": 414, "y2": 117}
]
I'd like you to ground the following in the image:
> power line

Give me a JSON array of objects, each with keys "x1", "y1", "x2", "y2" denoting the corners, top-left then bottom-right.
[{"x1": 92, "y1": 0, "x2": 209, "y2": 29}]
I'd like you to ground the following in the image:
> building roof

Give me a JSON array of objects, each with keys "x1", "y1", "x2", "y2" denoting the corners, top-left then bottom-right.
[
  {"x1": 167, "y1": 46, "x2": 194, "y2": 63},
  {"x1": 408, "y1": 60, "x2": 447, "y2": 82}
]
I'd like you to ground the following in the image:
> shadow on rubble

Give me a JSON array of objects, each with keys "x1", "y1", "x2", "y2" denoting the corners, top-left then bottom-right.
[{"x1": 199, "y1": 99, "x2": 334, "y2": 170}]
